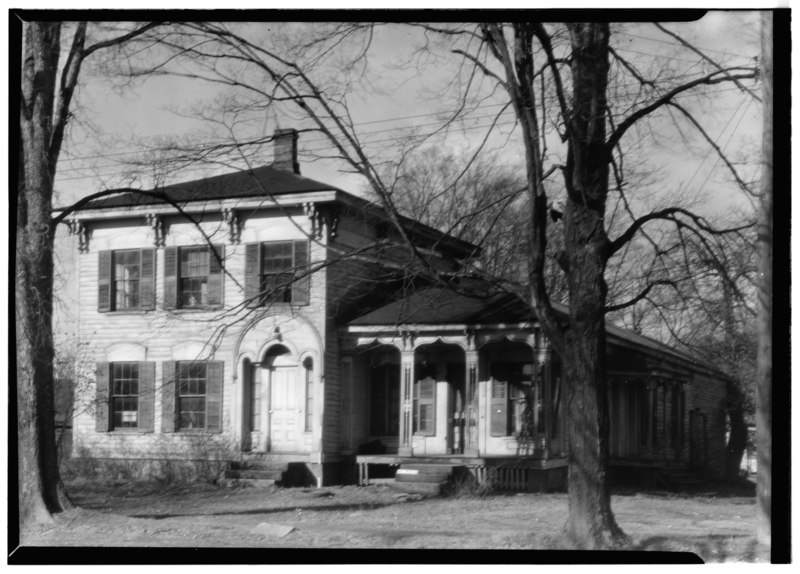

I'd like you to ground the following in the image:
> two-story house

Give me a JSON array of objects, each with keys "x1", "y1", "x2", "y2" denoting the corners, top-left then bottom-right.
[{"x1": 60, "y1": 129, "x2": 730, "y2": 491}]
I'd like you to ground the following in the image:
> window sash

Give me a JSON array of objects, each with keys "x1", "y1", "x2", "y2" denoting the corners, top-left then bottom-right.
[
  {"x1": 179, "y1": 248, "x2": 210, "y2": 306},
  {"x1": 113, "y1": 251, "x2": 141, "y2": 310},
  {"x1": 111, "y1": 362, "x2": 140, "y2": 429},
  {"x1": 178, "y1": 362, "x2": 208, "y2": 429}
]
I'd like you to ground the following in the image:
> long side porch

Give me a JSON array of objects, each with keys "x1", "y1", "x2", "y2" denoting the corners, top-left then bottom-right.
[{"x1": 355, "y1": 454, "x2": 568, "y2": 493}]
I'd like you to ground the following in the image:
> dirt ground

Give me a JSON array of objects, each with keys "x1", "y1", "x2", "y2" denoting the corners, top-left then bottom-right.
[{"x1": 16, "y1": 478, "x2": 759, "y2": 562}]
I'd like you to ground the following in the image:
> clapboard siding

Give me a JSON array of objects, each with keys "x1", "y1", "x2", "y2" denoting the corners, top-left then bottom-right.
[{"x1": 73, "y1": 209, "x2": 332, "y2": 462}]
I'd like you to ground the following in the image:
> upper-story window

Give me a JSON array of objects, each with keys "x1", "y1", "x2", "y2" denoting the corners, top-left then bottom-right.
[
  {"x1": 164, "y1": 245, "x2": 224, "y2": 309},
  {"x1": 98, "y1": 249, "x2": 156, "y2": 312},
  {"x1": 244, "y1": 240, "x2": 310, "y2": 307}
]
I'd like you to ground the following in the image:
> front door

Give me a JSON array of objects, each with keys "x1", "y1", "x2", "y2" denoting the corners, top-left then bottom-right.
[{"x1": 269, "y1": 366, "x2": 298, "y2": 451}]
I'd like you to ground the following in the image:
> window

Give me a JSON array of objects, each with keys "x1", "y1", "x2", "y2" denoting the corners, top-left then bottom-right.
[
  {"x1": 304, "y1": 358, "x2": 314, "y2": 432},
  {"x1": 98, "y1": 249, "x2": 155, "y2": 312},
  {"x1": 161, "y1": 360, "x2": 224, "y2": 433},
  {"x1": 178, "y1": 362, "x2": 207, "y2": 429},
  {"x1": 490, "y1": 363, "x2": 539, "y2": 437},
  {"x1": 95, "y1": 361, "x2": 155, "y2": 433},
  {"x1": 164, "y1": 245, "x2": 224, "y2": 308},
  {"x1": 112, "y1": 362, "x2": 139, "y2": 428},
  {"x1": 413, "y1": 363, "x2": 437, "y2": 436},
  {"x1": 244, "y1": 241, "x2": 309, "y2": 307}
]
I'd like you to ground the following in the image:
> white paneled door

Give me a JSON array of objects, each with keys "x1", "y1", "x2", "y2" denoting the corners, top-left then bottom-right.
[{"x1": 269, "y1": 366, "x2": 298, "y2": 451}]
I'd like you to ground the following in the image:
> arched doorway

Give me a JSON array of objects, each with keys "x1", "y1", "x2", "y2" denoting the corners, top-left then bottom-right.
[{"x1": 244, "y1": 344, "x2": 308, "y2": 453}]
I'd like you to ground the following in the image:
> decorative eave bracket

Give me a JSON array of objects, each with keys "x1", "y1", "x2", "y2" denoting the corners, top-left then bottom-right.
[
  {"x1": 146, "y1": 213, "x2": 166, "y2": 248},
  {"x1": 304, "y1": 202, "x2": 340, "y2": 240},
  {"x1": 67, "y1": 218, "x2": 91, "y2": 253},
  {"x1": 222, "y1": 208, "x2": 242, "y2": 244}
]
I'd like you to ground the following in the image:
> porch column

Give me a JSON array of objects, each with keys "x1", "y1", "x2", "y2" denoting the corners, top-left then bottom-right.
[
  {"x1": 464, "y1": 349, "x2": 479, "y2": 456},
  {"x1": 398, "y1": 350, "x2": 415, "y2": 456},
  {"x1": 646, "y1": 380, "x2": 655, "y2": 461}
]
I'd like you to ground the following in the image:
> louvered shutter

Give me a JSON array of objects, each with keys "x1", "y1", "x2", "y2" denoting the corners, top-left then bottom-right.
[
  {"x1": 205, "y1": 361, "x2": 224, "y2": 433},
  {"x1": 163, "y1": 246, "x2": 179, "y2": 309},
  {"x1": 207, "y1": 244, "x2": 224, "y2": 306},
  {"x1": 140, "y1": 248, "x2": 156, "y2": 310},
  {"x1": 95, "y1": 362, "x2": 111, "y2": 432},
  {"x1": 244, "y1": 243, "x2": 261, "y2": 307},
  {"x1": 490, "y1": 377, "x2": 509, "y2": 436},
  {"x1": 138, "y1": 362, "x2": 155, "y2": 432},
  {"x1": 161, "y1": 361, "x2": 177, "y2": 433},
  {"x1": 292, "y1": 240, "x2": 310, "y2": 305},
  {"x1": 415, "y1": 375, "x2": 436, "y2": 436},
  {"x1": 98, "y1": 251, "x2": 112, "y2": 312}
]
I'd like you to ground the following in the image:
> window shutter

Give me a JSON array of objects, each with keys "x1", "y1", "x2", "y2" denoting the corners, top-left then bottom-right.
[
  {"x1": 244, "y1": 243, "x2": 261, "y2": 307},
  {"x1": 416, "y1": 376, "x2": 436, "y2": 436},
  {"x1": 95, "y1": 362, "x2": 111, "y2": 432},
  {"x1": 205, "y1": 361, "x2": 224, "y2": 433},
  {"x1": 138, "y1": 361, "x2": 155, "y2": 432},
  {"x1": 490, "y1": 378, "x2": 509, "y2": 437},
  {"x1": 161, "y1": 361, "x2": 177, "y2": 433},
  {"x1": 292, "y1": 240, "x2": 310, "y2": 305},
  {"x1": 163, "y1": 246, "x2": 178, "y2": 309},
  {"x1": 207, "y1": 244, "x2": 224, "y2": 306},
  {"x1": 98, "y1": 251, "x2": 112, "y2": 312},
  {"x1": 140, "y1": 248, "x2": 156, "y2": 310}
]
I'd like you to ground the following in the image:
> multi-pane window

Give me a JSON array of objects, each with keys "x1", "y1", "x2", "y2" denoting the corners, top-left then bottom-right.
[
  {"x1": 114, "y1": 250, "x2": 141, "y2": 310},
  {"x1": 164, "y1": 245, "x2": 223, "y2": 309},
  {"x1": 178, "y1": 362, "x2": 207, "y2": 430},
  {"x1": 98, "y1": 249, "x2": 155, "y2": 312},
  {"x1": 245, "y1": 241, "x2": 309, "y2": 307},
  {"x1": 180, "y1": 247, "x2": 210, "y2": 306},
  {"x1": 261, "y1": 241, "x2": 295, "y2": 303},
  {"x1": 112, "y1": 362, "x2": 139, "y2": 428}
]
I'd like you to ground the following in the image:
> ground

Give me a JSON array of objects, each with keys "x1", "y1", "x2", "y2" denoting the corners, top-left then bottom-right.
[{"x1": 16, "y1": 478, "x2": 758, "y2": 562}]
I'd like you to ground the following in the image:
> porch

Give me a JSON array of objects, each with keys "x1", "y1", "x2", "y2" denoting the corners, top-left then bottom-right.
[{"x1": 355, "y1": 453, "x2": 568, "y2": 492}]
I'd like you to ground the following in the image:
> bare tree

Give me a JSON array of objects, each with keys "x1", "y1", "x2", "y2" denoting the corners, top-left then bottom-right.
[
  {"x1": 756, "y1": 11, "x2": 772, "y2": 560},
  {"x1": 17, "y1": 18, "x2": 161, "y2": 528},
  {"x1": 115, "y1": 19, "x2": 759, "y2": 549}
]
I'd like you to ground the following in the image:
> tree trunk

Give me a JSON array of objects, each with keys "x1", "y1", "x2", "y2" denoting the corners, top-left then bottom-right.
[
  {"x1": 724, "y1": 380, "x2": 748, "y2": 481},
  {"x1": 756, "y1": 11, "x2": 773, "y2": 560},
  {"x1": 559, "y1": 22, "x2": 627, "y2": 549},
  {"x1": 18, "y1": 21, "x2": 64, "y2": 529}
]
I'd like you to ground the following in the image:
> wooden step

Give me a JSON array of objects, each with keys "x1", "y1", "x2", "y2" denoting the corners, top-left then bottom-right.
[
  {"x1": 225, "y1": 469, "x2": 285, "y2": 481},
  {"x1": 386, "y1": 481, "x2": 445, "y2": 496}
]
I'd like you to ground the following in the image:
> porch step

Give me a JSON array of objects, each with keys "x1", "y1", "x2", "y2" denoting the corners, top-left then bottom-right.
[
  {"x1": 386, "y1": 481, "x2": 446, "y2": 496},
  {"x1": 389, "y1": 464, "x2": 464, "y2": 495},
  {"x1": 223, "y1": 460, "x2": 289, "y2": 486}
]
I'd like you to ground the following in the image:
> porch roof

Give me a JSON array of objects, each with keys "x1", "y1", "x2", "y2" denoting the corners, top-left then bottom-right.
[
  {"x1": 347, "y1": 287, "x2": 533, "y2": 326},
  {"x1": 347, "y1": 287, "x2": 728, "y2": 381}
]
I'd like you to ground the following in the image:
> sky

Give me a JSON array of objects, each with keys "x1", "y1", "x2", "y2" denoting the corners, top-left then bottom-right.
[
  {"x1": 52, "y1": 14, "x2": 764, "y2": 215},
  {"x1": 27, "y1": 12, "x2": 767, "y2": 344}
]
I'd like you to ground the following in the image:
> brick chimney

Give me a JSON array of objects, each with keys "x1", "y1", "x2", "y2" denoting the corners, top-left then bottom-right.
[{"x1": 272, "y1": 128, "x2": 300, "y2": 174}]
